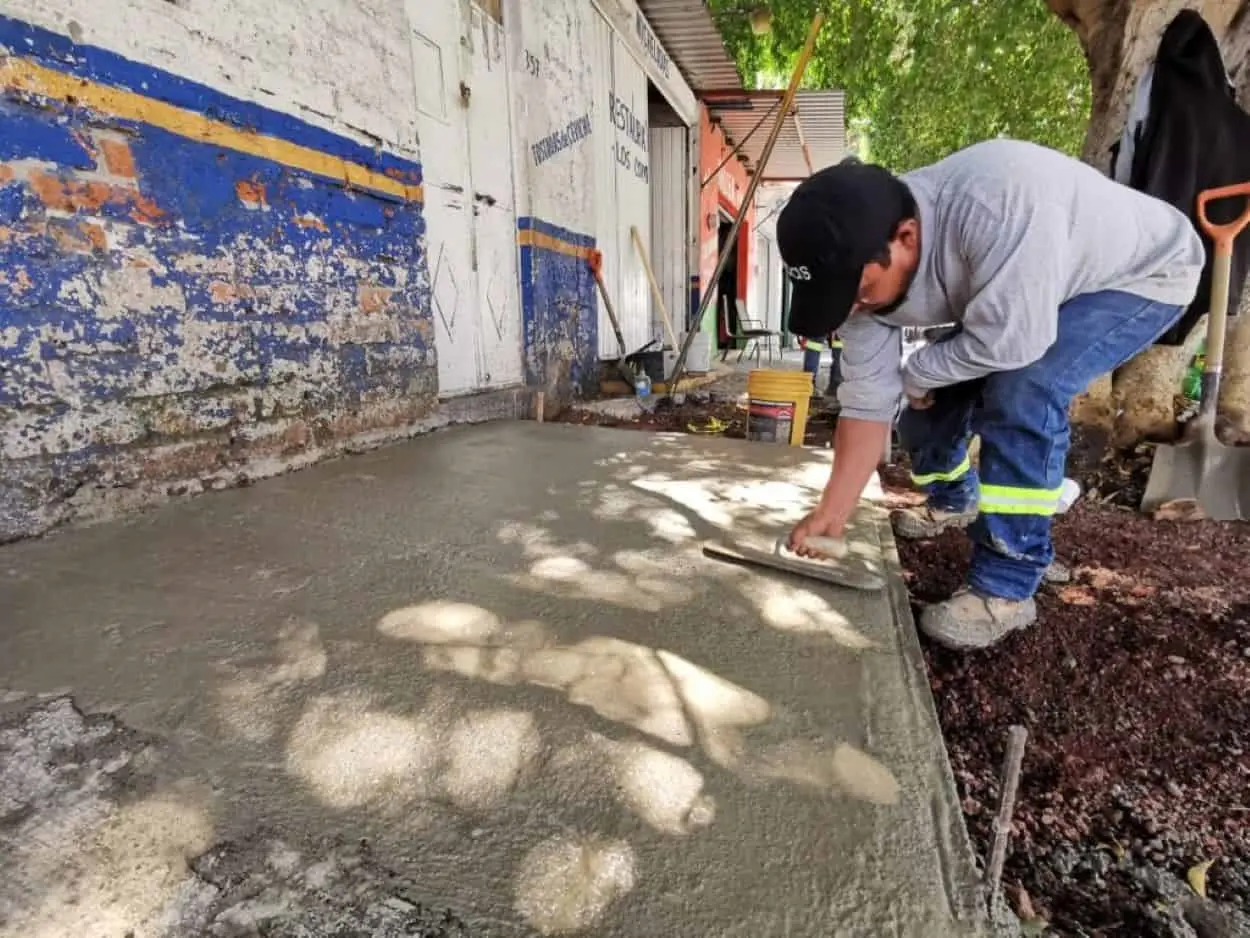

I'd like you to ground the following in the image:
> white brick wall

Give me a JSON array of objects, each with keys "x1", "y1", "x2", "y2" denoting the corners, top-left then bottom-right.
[{"x1": 3, "y1": 0, "x2": 421, "y2": 156}]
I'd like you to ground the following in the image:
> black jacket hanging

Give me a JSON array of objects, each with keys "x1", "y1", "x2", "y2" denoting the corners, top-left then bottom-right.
[{"x1": 1126, "y1": 9, "x2": 1250, "y2": 345}]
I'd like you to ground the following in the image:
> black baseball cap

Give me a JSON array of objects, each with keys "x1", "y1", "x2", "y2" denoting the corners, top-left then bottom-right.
[{"x1": 776, "y1": 157, "x2": 914, "y2": 338}]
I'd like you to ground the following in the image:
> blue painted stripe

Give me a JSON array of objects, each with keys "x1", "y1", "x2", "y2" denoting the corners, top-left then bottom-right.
[{"x1": 0, "y1": 13, "x2": 421, "y2": 183}]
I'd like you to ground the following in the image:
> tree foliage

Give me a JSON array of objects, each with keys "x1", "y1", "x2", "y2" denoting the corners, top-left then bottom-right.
[{"x1": 710, "y1": 0, "x2": 1092, "y2": 172}]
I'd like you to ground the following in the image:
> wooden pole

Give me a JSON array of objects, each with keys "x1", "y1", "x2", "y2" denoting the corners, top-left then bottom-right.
[
  {"x1": 664, "y1": 11, "x2": 825, "y2": 400},
  {"x1": 985, "y1": 725, "x2": 1028, "y2": 916},
  {"x1": 631, "y1": 226, "x2": 679, "y2": 351}
]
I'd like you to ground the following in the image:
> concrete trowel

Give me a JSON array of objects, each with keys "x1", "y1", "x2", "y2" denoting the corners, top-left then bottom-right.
[
  {"x1": 1142, "y1": 181, "x2": 1250, "y2": 521},
  {"x1": 703, "y1": 534, "x2": 886, "y2": 592}
]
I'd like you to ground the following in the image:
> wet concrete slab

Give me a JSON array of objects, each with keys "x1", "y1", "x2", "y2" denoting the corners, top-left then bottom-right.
[{"x1": 0, "y1": 423, "x2": 995, "y2": 937}]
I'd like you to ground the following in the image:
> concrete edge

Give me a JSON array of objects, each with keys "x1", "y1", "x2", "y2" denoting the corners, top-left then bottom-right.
[
  {"x1": 14, "y1": 387, "x2": 538, "y2": 544},
  {"x1": 874, "y1": 513, "x2": 1017, "y2": 936}
]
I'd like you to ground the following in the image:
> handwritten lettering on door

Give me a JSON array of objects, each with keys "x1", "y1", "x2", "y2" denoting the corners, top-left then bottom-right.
[{"x1": 608, "y1": 89, "x2": 649, "y2": 183}]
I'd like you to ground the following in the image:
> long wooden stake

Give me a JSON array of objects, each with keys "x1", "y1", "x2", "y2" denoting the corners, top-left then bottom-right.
[
  {"x1": 664, "y1": 11, "x2": 825, "y2": 399},
  {"x1": 631, "y1": 226, "x2": 679, "y2": 351},
  {"x1": 985, "y1": 725, "x2": 1028, "y2": 916}
]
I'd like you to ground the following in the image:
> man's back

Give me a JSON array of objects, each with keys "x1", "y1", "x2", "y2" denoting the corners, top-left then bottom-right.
[
  {"x1": 897, "y1": 138, "x2": 1204, "y2": 325},
  {"x1": 836, "y1": 139, "x2": 1205, "y2": 422}
]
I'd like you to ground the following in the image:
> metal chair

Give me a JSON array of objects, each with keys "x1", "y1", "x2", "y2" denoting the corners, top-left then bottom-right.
[{"x1": 720, "y1": 297, "x2": 779, "y2": 365}]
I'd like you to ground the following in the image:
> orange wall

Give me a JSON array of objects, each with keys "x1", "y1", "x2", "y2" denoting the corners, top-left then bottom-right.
[{"x1": 697, "y1": 105, "x2": 755, "y2": 340}]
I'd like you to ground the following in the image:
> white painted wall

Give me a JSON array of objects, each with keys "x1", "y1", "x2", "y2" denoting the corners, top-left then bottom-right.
[
  {"x1": 504, "y1": 0, "x2": 596, "y2": 239},
  {"x1": 589, "y1": 0, "x2": 698, "y2": 125},
  {"x1": 3, "y1": 0, "x2": 421, "y2": 157}
]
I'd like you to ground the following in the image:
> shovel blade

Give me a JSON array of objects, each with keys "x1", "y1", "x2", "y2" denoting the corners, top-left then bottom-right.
[
  {"x1": 1196, "y1": 447, "x2": 1250, "y2": 521},
  {"x1": 1141, "y1": 443, "x2": 1190, "y2": 513},
  {"x1": 1141, "y1": 439, "x2": 1250, "y2": 521}
]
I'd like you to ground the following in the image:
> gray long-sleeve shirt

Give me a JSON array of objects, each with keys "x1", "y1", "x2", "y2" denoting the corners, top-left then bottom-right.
[{"x1": 837, "y1": 139, "x2": 1206, "y2": 423}]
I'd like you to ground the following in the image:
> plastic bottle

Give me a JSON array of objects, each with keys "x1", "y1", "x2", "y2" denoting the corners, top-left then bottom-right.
[{"x1": 1183, "y1": 341, "x2": 1206, "y2": 401}]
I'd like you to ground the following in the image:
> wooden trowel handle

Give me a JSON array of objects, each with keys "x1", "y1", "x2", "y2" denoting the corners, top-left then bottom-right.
[{"x1": 1197, "y1": 182, "x2": 1250, "y2": 255}]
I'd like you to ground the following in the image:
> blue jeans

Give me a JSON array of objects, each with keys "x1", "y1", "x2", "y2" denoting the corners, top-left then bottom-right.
[
  {"x1": 803, "y1": 346, "x2": 842, "y2": 394},
  {"x1": 897, "y1": 290, "x2": 1184, "y2": 601}
]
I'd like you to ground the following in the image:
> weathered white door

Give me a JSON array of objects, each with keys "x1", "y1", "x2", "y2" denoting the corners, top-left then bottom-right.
[
  {"x1": 466, "y1": 4, "x2": 523, "y2": 387},
  {"x1": 407, "y1": 0, "x2": 523, "y2": 395},
  {"x1": 649, "y1": 126, "x2": 688, "y2": 344},
  {"x1": 613, "y1": 40, "x2": 652, "y2": 353},
  {"x1": 407, "y1": 0, "x2": 477, "y2": 395},
  {"x1": 590, "y1": 11, "x2": 652, "y2": 360}
]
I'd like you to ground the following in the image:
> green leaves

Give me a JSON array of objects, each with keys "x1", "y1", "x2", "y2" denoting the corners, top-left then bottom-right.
[{"x1": 709, "y1": 0, "x2": 1090, "y2": 172}]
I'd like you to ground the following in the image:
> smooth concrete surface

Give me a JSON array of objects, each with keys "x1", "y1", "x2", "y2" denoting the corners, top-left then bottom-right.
[{"x1": 0, "y1": 423, "x2": 993, "y2": 937}]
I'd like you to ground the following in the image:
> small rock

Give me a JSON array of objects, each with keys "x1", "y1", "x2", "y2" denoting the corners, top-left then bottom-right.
[
  {"x1": 1166, "y1": 780, "x2": 1184, "y2": 798},
  {"x1": 1006, "y1": 884, "x2": 1038, "y2": 920}
]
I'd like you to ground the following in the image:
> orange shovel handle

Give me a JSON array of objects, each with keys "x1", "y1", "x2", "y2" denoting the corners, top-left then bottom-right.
[{"x1": 1197, "y1": 182, "x2": 1250, "y2": 255}]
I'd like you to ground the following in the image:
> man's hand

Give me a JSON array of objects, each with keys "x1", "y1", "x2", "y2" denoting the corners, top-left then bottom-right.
[
  {"x1": 907, "y1": 390, "x2": 934, "y2": 410},
  {"x1": 787, "y1": 507, "x2": 845, "y2": 558}
]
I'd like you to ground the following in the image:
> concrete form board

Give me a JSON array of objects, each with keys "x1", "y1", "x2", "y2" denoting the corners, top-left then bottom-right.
[{"x1": 0, "y1": 423, "x2": 993, "y2": 938}]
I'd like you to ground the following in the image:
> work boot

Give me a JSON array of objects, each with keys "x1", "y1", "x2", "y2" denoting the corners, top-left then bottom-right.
[
  {"x1": 919, "y1": 588, "x2": 1038, "y2": 651},
  {"x1": 890, "y1": 503, "x2": 978, "y2": 539}
]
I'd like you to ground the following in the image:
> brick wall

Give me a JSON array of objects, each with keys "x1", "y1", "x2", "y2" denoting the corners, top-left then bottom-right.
[{"x1": 0, "y1": 10, "x2": 438, "y2": 541}]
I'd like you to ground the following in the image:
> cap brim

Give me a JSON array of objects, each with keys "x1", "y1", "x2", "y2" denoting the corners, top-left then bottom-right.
[{"x1": 785, "y1": 274, "x2": 857, "y2": 339}]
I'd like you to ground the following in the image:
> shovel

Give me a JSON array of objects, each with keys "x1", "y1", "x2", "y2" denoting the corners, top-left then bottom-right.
[
  {"x1": 1141, "y1": 181, "x2": 1250, "y2": 521},
  {"x1": 588, "y1": 249, "x2": 639, "y2": 386}
]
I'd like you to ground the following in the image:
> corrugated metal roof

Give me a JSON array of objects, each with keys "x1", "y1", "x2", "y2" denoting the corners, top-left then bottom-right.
[
  {"x1": 632, "y1": 1, "x2": 845, "y2": 180},
  {"x1": 704, "y1": 90, "x2": 847, "y2": 181},
  {"x1": 634, "y1": 0, "x2": 744, "y2": 93}
]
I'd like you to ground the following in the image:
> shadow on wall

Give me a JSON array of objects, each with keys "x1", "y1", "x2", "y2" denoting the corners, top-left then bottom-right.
[{"x1": 2, "y1": 429, "x2": 905, "y2": 936}]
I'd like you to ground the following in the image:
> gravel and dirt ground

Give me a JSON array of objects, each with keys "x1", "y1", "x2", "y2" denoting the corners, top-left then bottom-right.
[{"x1": 561, "y1": 389, "x2": 1250, "y2": 938}]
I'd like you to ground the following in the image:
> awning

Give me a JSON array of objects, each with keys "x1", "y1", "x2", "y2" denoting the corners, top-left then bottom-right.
[
  {"x1": 632, "y1": 0, "x2": 847, "y2": 180},
  {"x1": 703, "y1": 89, "x2": 848, "y2": 182}
]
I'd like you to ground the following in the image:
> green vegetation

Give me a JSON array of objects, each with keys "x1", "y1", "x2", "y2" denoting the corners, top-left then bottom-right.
[{"x1": 710, "y1": 0, "x2": 1091, "y2": 172}]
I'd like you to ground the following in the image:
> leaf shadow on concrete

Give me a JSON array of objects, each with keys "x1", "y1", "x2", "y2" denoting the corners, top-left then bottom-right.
[{"x1": 0, "y1": 425, "x2": 923, "y2": 938}]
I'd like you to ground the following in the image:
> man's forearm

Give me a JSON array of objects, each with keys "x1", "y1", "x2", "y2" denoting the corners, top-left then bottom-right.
[{"x1": 818, "y1": 417, "x2": 892, "y2": 526}]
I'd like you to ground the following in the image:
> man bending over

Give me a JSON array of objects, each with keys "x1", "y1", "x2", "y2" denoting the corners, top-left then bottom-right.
[{"x1": 778, "y1": 139, "x2": 1203, "y2": 651}]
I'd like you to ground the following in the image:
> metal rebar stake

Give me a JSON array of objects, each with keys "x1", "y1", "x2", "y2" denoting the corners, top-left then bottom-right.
[{"x1": 985, "y1": 725, "x2": 1028, "y2": 917}]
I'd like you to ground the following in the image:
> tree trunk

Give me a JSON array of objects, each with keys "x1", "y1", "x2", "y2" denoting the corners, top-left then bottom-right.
[{"x1": 1047, "y1": 0, "x2": 1250, "y2": 447}]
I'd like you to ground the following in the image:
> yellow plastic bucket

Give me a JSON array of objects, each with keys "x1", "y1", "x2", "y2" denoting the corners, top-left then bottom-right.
[{"x1": 745, "y1": 369, "x2": 814, "y2": 447}]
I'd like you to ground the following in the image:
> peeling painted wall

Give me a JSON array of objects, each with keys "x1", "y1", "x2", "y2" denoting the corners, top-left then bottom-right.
[
  {"x1": 0, "y1": 11, "x2": 439, "y2": 541},
  {"x1": 506, "y1": 0, "x2": 599, "y2": 395}
]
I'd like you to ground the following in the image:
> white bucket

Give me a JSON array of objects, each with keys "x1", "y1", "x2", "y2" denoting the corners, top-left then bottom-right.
[{"x1": 684, "y1": 331, "x2": 712, "y2": 374}]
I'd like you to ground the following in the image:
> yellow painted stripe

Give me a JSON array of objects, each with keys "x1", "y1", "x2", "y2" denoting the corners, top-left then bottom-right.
[
  {"x1": 0, "y1": 56, "x2": 423, "y2": 205},
  {"x1": 517, "y1": 228, "x2": 594, "y2": 260}
]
